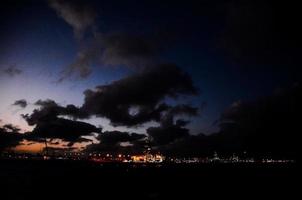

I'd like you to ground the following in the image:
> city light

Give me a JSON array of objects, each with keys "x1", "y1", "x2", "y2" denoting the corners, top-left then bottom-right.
[{"x1": 0, "y1": 151, "x2": 295, "y2": 165}]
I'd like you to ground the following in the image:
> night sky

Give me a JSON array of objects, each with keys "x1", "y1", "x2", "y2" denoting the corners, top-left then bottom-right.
[{"x1": 0, "y1": 0, "x2": 300, "y2": 157}]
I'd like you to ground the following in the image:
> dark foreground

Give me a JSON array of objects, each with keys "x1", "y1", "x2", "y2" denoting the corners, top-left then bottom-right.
[{"x1": 0, "y1": 160, "x2": 299, "y2": 199}]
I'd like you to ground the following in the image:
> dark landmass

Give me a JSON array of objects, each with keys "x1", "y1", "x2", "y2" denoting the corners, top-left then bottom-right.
[{"x1": 0, "y1": 160, "x2": 298, "y2": 199}]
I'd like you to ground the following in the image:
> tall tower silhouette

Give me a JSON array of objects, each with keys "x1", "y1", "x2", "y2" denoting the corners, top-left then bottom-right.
[
  {"x1": 44, "y1": 138, "x2": 48, "y2": 157},
  {"x1": 143, "y1": 137, "x2": 152, "y2": 162}
]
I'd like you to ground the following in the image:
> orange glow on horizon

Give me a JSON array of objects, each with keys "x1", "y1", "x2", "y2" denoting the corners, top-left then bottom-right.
[
  {"x1": 14, "y1": 142, "x2": 44, "y2": 153},
  {"x1": 13, "y1": 140, "x2": 90, "y2": 153}
]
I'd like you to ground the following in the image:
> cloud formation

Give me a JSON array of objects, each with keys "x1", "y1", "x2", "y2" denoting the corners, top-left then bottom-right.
[
  {"x1": 22, "y1": 99, "x2": 87, "y2": 125},
  {"x1": 17, "y1": 82, "x2": 300, "y2": 158},
  {"x1": 100, "y1": 33, "x2": 159, "y2": 68},
  {"x1": 25, "y1": 67, "x2": 196, "y2": 124},
  {"x1": 49, "y1": 0, "x2": 175, "y2": 81},
  {"x1": 12, "y1": 99, "x2": 28, "y2": 108},
  {"x1": 1, "y1": 65, "x2": 22, "y2": 77},
  {"x1": 97, "y1": 131, "x2": 146, "y2": 145},
  {"x1": 1, "y1": 124, "x2": 21, "y2": 133},
  {"x1": 85, "y1": 130, "x2": 146, "y2": 153},
  {"x1": 216, "y1": 83, "x2": 301, "y2": 158},
  {"x1": 147, "y1": 104, "x2": 198, "y2": 146},
  {"x1": 58, "y1": 45, "x2": 99, "y2": 81},
  {"x1": 29, "y1": 118, "x2": 101, "y2": 142},
  {"x1": 81, "y1": 64, "x2": 198, "y2": 126},
  {"x1": 0, "y1": 124, "x2": 23, "y2": 151},
  {"x1": 19, "y1": 64, "x2": 199, "y2": 149},
  {"x1": 49, "y1": 0, "x2": 97, "y2": 39},
  {"x1": 84, "y1": 104, "x2": 198, "y2": 153},
  {"x1": 21, "y1": 99, "x2": 100, "y2": 142},
  {"x1": 49, "y1": 0, "x2": 181, "y2": 82},
  {"x1": 57, "y1": 32, "x2": 166, "y2": 81}
]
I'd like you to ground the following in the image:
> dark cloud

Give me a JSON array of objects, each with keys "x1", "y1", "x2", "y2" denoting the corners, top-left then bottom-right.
[
  {"x1": 215, "y1": 83, "x2": 301, "y2": 158},
  {"x1": 34, "y1": 99, "x2": 86, "y2": 118},
  {"x1": 1, "y1": 65, "x2": 22, "y2": 77},
  {"x1": 161, "y1": 83, "x2": 301, "y2": 158},
  {"x1": 21, "y1": 64, "x2": 198, "y2": 147},
  {"x1": 58, "y1": 45, "x2": 99, "y2": 81},
  {"x1": 148, "y1": 84, "x2": 300, "y2": 159},
  {"x1": 50, "y1": 0, "x2": 177, "y2": 81},
  {"x1": 147, "y1": 104, "x2": 197, "y2": 146},
  {"x1": 158, "y1": 134, "x2": 210, "y2": 157},
  {"x1": 65, "y1": 137, "x2": 93, "y2": 147},
  {"x1": 2, "y1": 124, "x2": 21, "y2": 133},
  {"x1": 166, "y1": 104, "x2": 198, "y2": 118},
  {"x1": 85, "y1": 130, "x2": 146, "y2": 153},
  {"x1": 21, "y1": 99, "x2": 87, "y2": 125},
  {"x1": 49, "y1": 0, "x2": 97, "y2": 39},
  {"x1": 147, "y1": 125, "x2": 189, "y2": 146},
  {"x1": 220, "y1": 1, "x2": 301, "y2": 74},
  {"x1": 97, "y1": 131, "x2": 146, "y2": 145},
  {"x1": 48, "y1": 0, "x2": 99, "y2": 81},
  {"x1": 35, "y1": 99, "x2": 58, "y2": 107},
  {"x1": 0, "y1": 124, "x2": 23, "y2": 151},
  {"x1": 21, "y1": 99, "x2": 99, "y2": 142},
  {"x1": 81, "y1": 64, "x2": 198, "y2": 126},
  {"x1": 48, "y1": 0, "x2": 176, "y2": 81},
  {"x1": 84, "y1": 104, "x2": 198, "y2": 153},
  {"x1": 12, "y1": 99, "x2": 28, "y2": 108},
  {"x1": 57, "y1": 32, "x2": 168, "y2": 81},
  {"x1": 175, "y1": 119, "x2": 190, "y2": 127},
  {"x1": 20, "y1": 81, "x2": 300, "y2": 158},
  {"x1": 100, "y1": 33, "x2": 159, "y2": 68},
  {"x1": 20, "y1": 63, "x2": 200, "y2": 148},
  {"x1": 49, "y1": 141, "x2": 60, "y2": 145},
  {"x1": 28, "y1": 117, "x2": 101, "y2": 142}
]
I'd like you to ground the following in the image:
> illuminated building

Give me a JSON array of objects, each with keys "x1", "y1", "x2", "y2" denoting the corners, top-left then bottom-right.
[
  {"x1": 210, "y1": 152, "x2": 220, "y2": 162},
  {"x1": 131, "y1": 155, "x2": 146, "y2": 163},
  {"x1": 129, "y1": 138, "x2": 165, "y2": 163},
  {"x1": 131, "y1": 154, "x2": 164, "y2": 163}
]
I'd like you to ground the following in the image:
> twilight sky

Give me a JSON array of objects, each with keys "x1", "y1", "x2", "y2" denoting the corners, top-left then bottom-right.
[{"x1": 0, "y1": 0, "x2": 301, "y2": 155}]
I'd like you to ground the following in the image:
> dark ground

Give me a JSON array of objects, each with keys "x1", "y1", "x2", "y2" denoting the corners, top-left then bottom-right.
[{"x1": 0, "y1": 160, "x2": 299, "y2": 199}]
